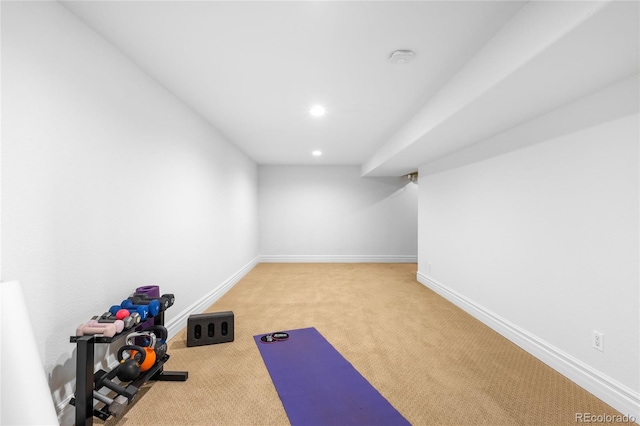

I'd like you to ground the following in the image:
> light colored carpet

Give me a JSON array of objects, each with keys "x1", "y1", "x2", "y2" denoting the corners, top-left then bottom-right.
[{"x1": 97, "y1": 263, "x2": 622, "y2": 425}]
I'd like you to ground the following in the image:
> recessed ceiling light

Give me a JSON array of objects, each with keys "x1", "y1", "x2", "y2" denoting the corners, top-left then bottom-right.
[
  {"x1": 309, "y1": 105, "x2": 326, "y2": 117},
  {"x1": 312, "y1": 150, "x2": 322, "y2": 156}
]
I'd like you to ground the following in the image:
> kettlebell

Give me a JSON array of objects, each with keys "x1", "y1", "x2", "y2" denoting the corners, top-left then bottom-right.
[
  {"x1": 116, "y1": 344, "x2": 146, "y2": 382},
  {"x1": 144, "y1": 325, "x2": 168, "y2": 360},
  {"x1": 126, "y1": 332, "x2": 156, "y2": 372}
]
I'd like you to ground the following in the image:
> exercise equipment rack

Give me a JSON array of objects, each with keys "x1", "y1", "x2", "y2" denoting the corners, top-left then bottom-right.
[{"x1": 70, "y1": 309, "x2": 188, "y2": 426}]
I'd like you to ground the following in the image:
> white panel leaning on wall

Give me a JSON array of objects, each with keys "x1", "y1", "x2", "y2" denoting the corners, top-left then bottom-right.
[{"x1": 1, "y1": 281, "x2": 59, "y2": 425}]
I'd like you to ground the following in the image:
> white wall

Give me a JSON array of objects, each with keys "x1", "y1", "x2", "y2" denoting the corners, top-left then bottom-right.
[
  {"x1": 418, "y1": 80, "x2": 639, "y2": 416},
  {"x1": 259, "y1": 165, "x2": 417, "y2": 262},
  {"x1": 1, "y1": 0, "x2": 258, "y2": 417}
]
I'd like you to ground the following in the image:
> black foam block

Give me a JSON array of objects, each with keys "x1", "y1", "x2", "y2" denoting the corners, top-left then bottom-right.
[{"x1": 187, "y1": 311, "x2": 234, "y2": 347}]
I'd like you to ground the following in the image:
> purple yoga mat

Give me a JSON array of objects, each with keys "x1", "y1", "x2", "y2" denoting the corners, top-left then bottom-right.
[{"x1": 254, "y1": 327, "x2": 410, "y2": 426}]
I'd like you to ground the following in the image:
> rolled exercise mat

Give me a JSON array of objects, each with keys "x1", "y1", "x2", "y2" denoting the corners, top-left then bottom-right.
[
  {"x1": 136, "y1": 285, "x2": 159, "y2": 298},
  {"x1": 254, "y1": 327, "x2": 410, "y2": 426}
]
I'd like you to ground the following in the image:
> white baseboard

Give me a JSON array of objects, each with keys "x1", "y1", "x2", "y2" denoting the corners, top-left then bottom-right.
[
  {"x1": 416, "y1": 272, "x2": 640, "y2": 422},
  {"x1": 165, "y1": 256, "x2": 259, "y2": 340},
  {"x1": 260, "y1": 254, "x2": 417, "y2": 263}
]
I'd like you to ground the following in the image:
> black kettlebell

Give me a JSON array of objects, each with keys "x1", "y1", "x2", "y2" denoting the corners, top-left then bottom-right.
[
  {"x1": 116, "y1": 344, "x2": 146, "y2": 382},
  {"x1": 144, "y1": 325, "x2": 168, "y2": 360}
]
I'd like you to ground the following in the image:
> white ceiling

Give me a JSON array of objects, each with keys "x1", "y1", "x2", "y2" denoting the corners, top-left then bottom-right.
[{"x1": 61, "y1": 1, "x2": 638, "y2": 176}]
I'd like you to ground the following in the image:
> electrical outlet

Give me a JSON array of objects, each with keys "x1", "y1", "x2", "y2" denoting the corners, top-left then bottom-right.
[
  {"x1": 592, "y1": 330, "x2": 604, "y2": 352},
  {"x1": 427, "y1": 263, "x2": 432, "y2": 272}
]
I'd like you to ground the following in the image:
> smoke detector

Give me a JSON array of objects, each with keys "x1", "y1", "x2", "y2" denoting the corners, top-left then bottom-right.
[{"x1": 389, "y1": 50, "x2": 415, "y2": 64}]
